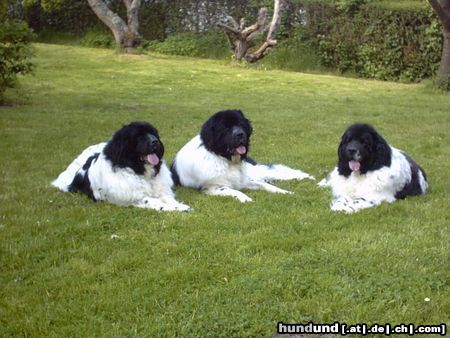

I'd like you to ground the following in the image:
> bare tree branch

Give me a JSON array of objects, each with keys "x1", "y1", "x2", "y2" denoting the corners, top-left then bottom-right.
[
  {"x1": 227, "y1": 16, "x2": 240, "y2": 30},
  {"x1": 267, "y1": 0, "x2": 283, "y2": 40},
  {"x1": 126, "y1": 0, "x2": 141, "y2": 35},
  {"x1": 242, "y1": 8, "x2": 267, "y2": 37},
  {"x1": 428, "y1": 0, "x2": 450, "y2": 31},
  {"x1": 217, "y1": 22, "x2": 241, "y2": 37},
  {"x1": 239, "y1": 18, "x2": 246, "y2": 30},
  {"x1": 217, "y1": 0, "x2": 283, "y2": 63},
  {"x1": 428, "y1": 0, "x2": 450, "y2": 86},
  {"x1": 87, "y1": 0, "x2": 141, "y2": 50},
  {"x1": 87, "y1": 0, "x2": 127, "y2": 44}
]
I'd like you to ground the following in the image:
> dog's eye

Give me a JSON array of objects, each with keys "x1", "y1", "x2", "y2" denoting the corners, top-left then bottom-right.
[{"x1": 361, "y1": 136, "x2": 371, "y2": 145}]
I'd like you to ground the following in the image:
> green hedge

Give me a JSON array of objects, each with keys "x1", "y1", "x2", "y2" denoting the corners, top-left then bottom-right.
[
  {"x1": 304, "y1": 0, "x2": 442, "y2": 82},
  {"x1": 0, "y1": 20, "x2": 35, "y2": 104},
  {"x1": 144, "y1": 1, "x2": 441, "y2": 83},
  {"x1": 146, "y1": 31, "x2": 229, "y2": 60}
]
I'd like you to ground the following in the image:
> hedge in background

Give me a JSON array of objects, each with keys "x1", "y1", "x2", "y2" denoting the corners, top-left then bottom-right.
[
  {"x1": 146, "y1": 31, "x2": 229, "y2": 60},
  {"x1": 308, "y1": 1, "x2": 442, "y2": 82},
  {"x1": 0, "y1": 20, "x2": 35, "y2": 104}
]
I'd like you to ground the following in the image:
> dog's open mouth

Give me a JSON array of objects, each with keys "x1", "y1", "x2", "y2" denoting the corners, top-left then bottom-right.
[
  {"x1": 142, "y1": 153, "x2": 160, "y2": 166},
  {"x1": 349, "y1": 160, "x2": 361, "y2": 172},
  {"x1": 233, "y1": 145, "x2": 247, "y2": 156}
]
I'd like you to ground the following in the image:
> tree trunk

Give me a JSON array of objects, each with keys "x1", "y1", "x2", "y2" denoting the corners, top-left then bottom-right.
[
  {"x1": 428, "y1": 0, "x2": 450, "y2": 88},
  {"x1": 440, "y1": 29, "x2": 450, "y2": 76},
  {"x1": 87, "y1": 0, "x2": 141, "y2": 51},
  {"x1": 218, "y1": 0, "x2": 283, "y2": 63}
]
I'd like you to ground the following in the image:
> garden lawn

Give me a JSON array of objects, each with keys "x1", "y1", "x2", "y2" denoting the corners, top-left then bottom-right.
[{"x1": 0, "y1": 44, "x2": 449, "y2": 337}]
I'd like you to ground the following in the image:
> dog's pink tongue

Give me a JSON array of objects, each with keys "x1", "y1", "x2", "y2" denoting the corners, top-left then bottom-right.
[
  {"x1": 145, "y1": 154, "x2": 160, "y2": 166},
  {"x1": 236, "y1": 145, "x2": 246, "y2": 155},
  {"x1": 349, "y1": 160, "x2": 361, "y2": 171}
]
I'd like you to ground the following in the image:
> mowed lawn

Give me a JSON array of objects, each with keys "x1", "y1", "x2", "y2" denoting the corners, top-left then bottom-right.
[{"x1": 1, "y1": 44, "x2": 449, "y2": 337}]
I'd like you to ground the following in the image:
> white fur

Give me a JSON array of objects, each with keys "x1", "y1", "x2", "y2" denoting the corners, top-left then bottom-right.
[
  {"x1": 52, "y1": 143, "x2": 191, "y2": 212},
  {"x1": 173, "y1": 135, "x2": 314, "y2": 203},
  {"x1": 320, "y1": 146, "x2": 428, "y2": 213}
]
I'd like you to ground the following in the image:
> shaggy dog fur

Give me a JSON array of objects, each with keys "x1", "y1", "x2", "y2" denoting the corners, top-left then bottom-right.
[
  {"x1": 319, "y1": 123, "x2": 428, "y2": 212},
  {"x1": 171, "y1": 109, "x2": 314, "y2": 202},
  {"x1": 52, "y1": 121, "x2": 190, "y2": 212}
]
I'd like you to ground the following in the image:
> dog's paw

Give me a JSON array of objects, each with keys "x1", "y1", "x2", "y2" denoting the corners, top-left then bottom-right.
[
  {"x1": 330, "y1": 197, "x2": 357, "y2": 213},
  {"x1": 276, "y1": 187, "x2": 294, "y2": 195},
  {"x1": 174, "y1": 203, "x2": 192, "y2": 212},
  {"x1": 235, "y1": 192, "x2": 253, "y2": 203},
  {"x1": 317, "y1": 178, "x2": 329, "y2": 188}
]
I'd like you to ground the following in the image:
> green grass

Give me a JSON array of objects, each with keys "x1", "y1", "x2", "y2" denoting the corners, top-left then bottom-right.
[{"x1": 1, "y1": 43, "x2": 449, "y2": 337}]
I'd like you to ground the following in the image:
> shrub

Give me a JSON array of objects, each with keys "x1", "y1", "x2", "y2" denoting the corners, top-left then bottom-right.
[
  {"x1": 0, "y1": 20, "x2": 35, "y2": 104},
  {"x1": 262, "y1": 29, "x2": 323, "y2": 72},
  {"x1": 313, "y1": 1, "x2": 442, "y2": 82},
  {"x1": 80, "y1": 29, "x2": 115, "y2": 49},
  {"x1": 147, "y1": 31, "x2": 229, "y2": 59},
  {"x1": 435, "y1": 73, "x2": 450, "y2": 91}
]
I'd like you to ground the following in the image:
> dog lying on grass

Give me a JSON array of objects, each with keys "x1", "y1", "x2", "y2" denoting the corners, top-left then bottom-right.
[
  {"x1": 52, "y1": 121, "x2": 191, "y2": 212},
  {"x1": 171, "y1": 109, "x2": 314, "y2": 202}
]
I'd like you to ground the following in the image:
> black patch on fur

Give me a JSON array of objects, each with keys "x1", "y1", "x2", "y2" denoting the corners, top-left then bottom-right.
[
  {"x1": 244, "y1": 157, "x2": 258, "y2": 166},
  {"x1": 103, "y1": 121, "x2": 164, "y2": 175},
  {"x1": 200, "y1": 109, "x2": 253, "y2": 161},
  {"x1": 395, "y1": 152, "x2": 427, "y2": 199},
  {"x1": 170, "y1": 160, "x2": 181, "y2": 186},
  {"x1": 68, "y1": 153, "x2": 99, "y2": 201},
  {"x1": 337, "y1": 123, "x2": 392, "y2": 177}
]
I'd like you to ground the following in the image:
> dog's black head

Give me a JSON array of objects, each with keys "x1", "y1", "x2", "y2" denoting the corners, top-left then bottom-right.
[
  {"x1": 337, "y1": 123, "x2": 391, "y2": 177},
  {"x1": 200, "y1": 109, "x2": 253, "y2": 162},
  {"x1": 103, "y1": 121, "x2": 164, "y2": 175}
]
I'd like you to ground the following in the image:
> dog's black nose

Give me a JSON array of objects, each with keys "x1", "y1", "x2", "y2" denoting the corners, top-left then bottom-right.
[
  {"x1": 232, "y1": 127, "x2": 246, "y2": 141},
  {"x1": 347, "y1": 148, "x2": 357, "y2": 155},
  {"x1": 149, "y1": 134, "x2": 159, "y2": 147}
]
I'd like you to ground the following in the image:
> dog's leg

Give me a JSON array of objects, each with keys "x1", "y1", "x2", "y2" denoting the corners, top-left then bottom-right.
[
  {"x1": 317, "y1": 178, "x2": 330, "y2": 187},
  {"x1": 246, "y1": 180, "x2": 293, "y2": 195},
  {"x1": 136, "y1": 197, "x2": 190, "y2": 212},
  {"x1": 203, "y1": 186, "x2": 252, "y2": 203},
  {"x1": 160, "y1": 196, "x2": 192, "y2": 212},
  {"x1": 267, "y1": 164, "x2": 315, "y2": 181},
  {"x1": 246, "y1": 163, "x2": 315, "y2": 181},
  {"x1": 331, "y1": 195, "x2": 393, "y2": 213}
]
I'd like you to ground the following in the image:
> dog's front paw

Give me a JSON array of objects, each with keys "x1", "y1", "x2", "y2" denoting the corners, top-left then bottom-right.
[
  {"x1": 330, "y1": 197, "x2": 356, "y2": 213},
  {"x1": 276, "y1": 187, "x2": 294, "y2": 195},
  {"x1": 236, "y1": 193, "x2": 253, "y2": 203},
  {"x1": 317, "y1": 178, "x2": 329, "y2": 188},
  {"x1": 174, "y1": 203, "x2": 192, "y2": 212}
]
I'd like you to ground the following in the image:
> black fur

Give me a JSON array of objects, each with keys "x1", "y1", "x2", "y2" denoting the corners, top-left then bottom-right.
[
  {"x1": 103, "y1": 121, "x2": 164, "y2": 175},
  {"x1": 199, "y1": 109, "x2": 253, "y2": 161},
  {"x1": 337, "y1": 123, "x2": 391, "y2": 177},
  {"x1": 395, "y1": 152, "x2": 427, "y2": 199},
  {"x1": 68, "y1": 121, "x2": 164, "y2": 200},
  {"x1": 68, "y1": 153, "x2": 99, "y2": 200},
  {"x1": 243, "y1": 157, "x2": 258, "y2": 166},
  {"x1": 170, "y1": 160, "x2": 181, "y2": 186}
]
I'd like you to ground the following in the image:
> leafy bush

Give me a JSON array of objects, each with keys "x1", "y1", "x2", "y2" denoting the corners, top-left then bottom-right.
[
  {"x1": 435, "y1": 73, "x2": 450, "y2": 91},
  {"x1": 262, "y1": 29, "x2": 323, "y2": 72},
  {"x1": 80, "y1": 29, "x2": 115, "y2": 49},
  {"x1": 147, "y1": 31, "x2": 229, "y2": 59},
  {"x1": 0, "y1": 20, "x2": 35, "y2": 104},
  {"x1": 312, "y1": 1, "x2": 442, "y2": 82}
]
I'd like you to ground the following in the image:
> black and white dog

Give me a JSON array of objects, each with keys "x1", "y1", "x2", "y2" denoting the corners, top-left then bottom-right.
[
  {"x1": 52, "y1": 121, "x2": 190, "y2": 212},
  {"x1": 319, "y1": 123, "x2": 428, "y2": 212},
  {"x1": 171, "y1": 109, "x2": 314, "y2": 202}
]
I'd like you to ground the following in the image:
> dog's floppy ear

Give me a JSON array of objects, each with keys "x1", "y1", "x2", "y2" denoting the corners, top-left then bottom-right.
[
  {"x1": 200, "y1": 116, "x2": 216, "y2": 150},
  {"x1": 371, "y1": 130, "x2": 391, "y2": 169},
  {"x1": 104, "y1": 124, "x2": 133, "y2": 166},
  {"x1": 239, "y1": 111, "x2": 253, "y2": 137},
  {"x1": 337, "y1": 135, "x2": 351, "y2": 177}
]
